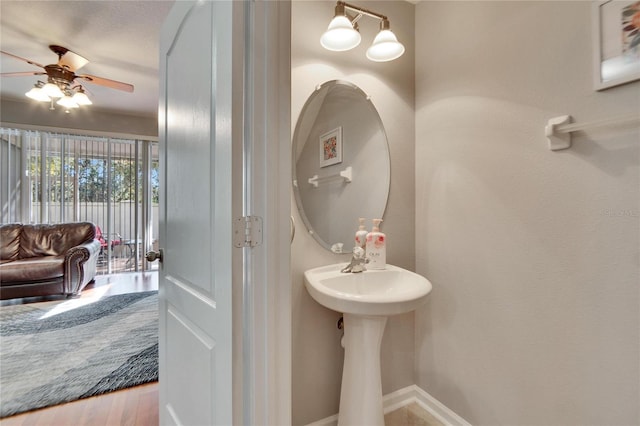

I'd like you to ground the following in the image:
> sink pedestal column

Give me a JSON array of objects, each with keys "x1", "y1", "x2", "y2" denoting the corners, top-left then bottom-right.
[{"x1": 338, "y1": 313, "x2": 388, "y2": 426}]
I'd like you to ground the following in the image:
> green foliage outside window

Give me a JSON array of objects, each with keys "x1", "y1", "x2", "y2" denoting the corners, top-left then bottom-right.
[{"x1": 29, "y1": 155, "x2": 159, "y2": 204}]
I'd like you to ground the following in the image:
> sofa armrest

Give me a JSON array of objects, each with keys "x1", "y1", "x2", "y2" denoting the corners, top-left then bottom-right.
[{"x1": 63, "y1": 239, "x2": 101, "y2": 296}]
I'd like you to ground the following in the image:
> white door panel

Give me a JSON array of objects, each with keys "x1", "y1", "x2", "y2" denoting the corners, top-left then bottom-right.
[
  {"x1": 165, "y1": 304, "x2": 215, "y2": 426},
  {"x1": 159, "y1": 1, "x2": 233, "y2": 425}
]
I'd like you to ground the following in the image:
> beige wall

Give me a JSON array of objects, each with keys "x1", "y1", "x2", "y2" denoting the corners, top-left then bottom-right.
[
  {"x1": 414, "y1": 2, "x2": 639, "y2": 424},
  {"x1": 1, "y1": 98, "x2": 157, "y2": 137},
  {"x1": 291, "y1": 1, "x2": 416, "y2": 424}
]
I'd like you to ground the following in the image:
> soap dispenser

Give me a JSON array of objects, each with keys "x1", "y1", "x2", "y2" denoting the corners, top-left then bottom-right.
[
  {"x1": 355, "y1": 218, "x2": 368, "y2": 248},
  {"x1": 365, "y1": 218, "x2": 386, "y2": 269}
]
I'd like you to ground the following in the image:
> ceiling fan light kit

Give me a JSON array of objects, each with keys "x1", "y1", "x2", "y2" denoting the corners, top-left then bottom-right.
[
  {"x1": 25, "y1": 81, "x2": 51, "y2": 102},
  {"x1": 56, "y1": 93, "x2": 80, "y2": 110},
  {"x1": 2, "y1": 44, "x2": 134, "y2": 113},
  {"x1": 72, "y1": 87, "x2": 92, "y2": 105},
  {"x1": 42, "y1": 81, "x2": 65, "y2": 98}
]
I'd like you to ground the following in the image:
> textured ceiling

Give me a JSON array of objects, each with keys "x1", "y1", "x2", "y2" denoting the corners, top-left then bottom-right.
[{"x1": 0, "y1": 1, "x2": 174, "y2": 117}]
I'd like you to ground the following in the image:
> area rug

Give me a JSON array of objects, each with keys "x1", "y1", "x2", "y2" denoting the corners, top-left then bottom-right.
[{"x1": 0, "y1": 290, "x2": 158, "y2": 418}]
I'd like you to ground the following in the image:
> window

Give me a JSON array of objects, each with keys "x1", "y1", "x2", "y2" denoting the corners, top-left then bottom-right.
[{"x1": 0, "y1": 127, "x2": 159, "y2": 274}]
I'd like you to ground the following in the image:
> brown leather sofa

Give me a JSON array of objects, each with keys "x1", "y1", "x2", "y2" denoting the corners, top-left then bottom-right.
[{"x1": 0, "y1": 222, "x2": 101, "y2": 300}]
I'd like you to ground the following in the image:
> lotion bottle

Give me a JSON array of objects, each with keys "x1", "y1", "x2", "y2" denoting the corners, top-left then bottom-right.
[
  {"x1": 365, "y1": 218, "x2": 386, "y2": 269},
  {"x1": 355, "y1": 218, "x2": 368, "y2": 248}
]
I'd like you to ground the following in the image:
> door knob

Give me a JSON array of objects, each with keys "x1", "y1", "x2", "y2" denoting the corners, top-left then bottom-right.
[{"x1": 145, "y1": 249, "x2": 163, "y2": 263}]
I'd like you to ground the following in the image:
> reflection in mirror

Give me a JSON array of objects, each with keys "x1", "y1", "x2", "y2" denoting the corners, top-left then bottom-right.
[{"x1": 293, "y1": 80, "x2": 390, "y2": 252}]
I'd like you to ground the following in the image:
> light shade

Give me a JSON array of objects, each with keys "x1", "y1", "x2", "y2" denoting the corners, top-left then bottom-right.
[
  {"x1": 72, "y1": 90, "x2": 92, "y2": 105},
  {"x1": 320, "y1": 15, "x2": 361, "y2": 51},
  {"x1": 42, "y1": 82, "x2": 64, "y2": 98},
  {"x1": 25, "y1": 86, "x2": 51, "y2": 102},
  {"x1": 366, "y1": 29, "x2": 405, "y2": 62},
  {"x1": 57, "y1": 95, "x2": 79, "y2": 109}
]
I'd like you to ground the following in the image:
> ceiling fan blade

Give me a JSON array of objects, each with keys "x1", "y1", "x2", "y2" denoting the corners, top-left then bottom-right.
[
  {"x1": 1, "y1": 50, "x2": 45, "y2": 69},
  {"x1": 1, "y1": 71, "x2": 46, "y2": 77},
  {"x1": 58, "y1": 50, "x2": 89, "y2": 72},
  {"x1": 77, "y1": 74, "x2": 134, "y2": 93}
]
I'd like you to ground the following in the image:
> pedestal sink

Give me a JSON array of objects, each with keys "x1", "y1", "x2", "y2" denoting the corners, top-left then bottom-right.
[{"x1": 304, "y1": 263, "x2": 432, "y2": 426}]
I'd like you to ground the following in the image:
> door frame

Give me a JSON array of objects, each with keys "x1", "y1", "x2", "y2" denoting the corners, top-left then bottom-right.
[{"x1": 235, "y1": 1, "x2": 292, "y2": 424}]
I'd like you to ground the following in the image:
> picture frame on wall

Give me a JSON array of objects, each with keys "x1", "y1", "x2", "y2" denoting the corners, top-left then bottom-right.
[
  {"x1": 319, "y1": 127, "x2": 342, "y2": 168},
  {"x1": 592, "y1": 0, "x2": 640, "y2": 90}
]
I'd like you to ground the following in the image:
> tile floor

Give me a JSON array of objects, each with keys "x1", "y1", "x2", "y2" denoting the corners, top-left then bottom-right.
[{"x1": 385, "y1": 402, "x2": 445, "y2": 426}]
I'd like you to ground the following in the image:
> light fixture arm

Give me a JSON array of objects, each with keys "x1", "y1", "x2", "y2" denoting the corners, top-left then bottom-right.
[
  {"x1": 350, "y1": 12, "x2": 363, "y2": 27},
  {"x1": 338, "y1": 1, "x2": 387, "y2": 23}
]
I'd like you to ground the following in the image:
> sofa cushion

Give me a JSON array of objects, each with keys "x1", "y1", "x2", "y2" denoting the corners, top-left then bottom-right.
[
  {"x1": 0, "y1": 223, "x2": 22, "y2": 261},
  {"x1": 19, "y1": 222, "x2": 95, "y2": 259},
  {"x1": 0, "y1": 256, "x2": 65, "y2": 283}
]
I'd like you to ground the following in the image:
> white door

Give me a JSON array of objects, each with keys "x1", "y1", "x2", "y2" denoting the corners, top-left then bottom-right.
[
  {"x1": 158, "y1": 2, "x2": 235, "y2": 424},
  {"x1": 159, "y1": 1, "x2": 292, "y2": 425}
]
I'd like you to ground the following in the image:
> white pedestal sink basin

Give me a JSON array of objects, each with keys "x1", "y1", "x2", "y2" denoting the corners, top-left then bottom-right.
[{"x1": 304, "y1": 263, "x2": 432, "y2": 426}]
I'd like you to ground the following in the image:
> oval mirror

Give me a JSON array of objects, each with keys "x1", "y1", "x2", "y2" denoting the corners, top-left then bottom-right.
[{"x1": 292, "y1": 80, "x2": 390, "y2": 252}]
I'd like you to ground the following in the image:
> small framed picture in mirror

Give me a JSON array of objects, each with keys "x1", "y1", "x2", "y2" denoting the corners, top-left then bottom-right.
[{"x1": 319, "y1": 127, "x2": 342, "y2": 168}]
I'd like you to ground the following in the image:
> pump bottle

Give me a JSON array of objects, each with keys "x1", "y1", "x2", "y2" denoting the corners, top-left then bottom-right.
[
  {"x1": 355, "y1": 218, "x2": 368, "y2": 248},
  {"x1": 365, "y1": 218, "x2": 386, "y2": 269}
]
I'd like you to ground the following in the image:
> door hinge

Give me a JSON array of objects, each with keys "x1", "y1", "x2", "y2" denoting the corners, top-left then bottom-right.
[{"x1": 234, "y1": 216, "x2": 263, "y2": 248}]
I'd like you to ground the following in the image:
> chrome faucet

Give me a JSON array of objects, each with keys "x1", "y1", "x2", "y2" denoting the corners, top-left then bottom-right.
[{"x1": 341, "y1": 246, "x2": 368, "y2": 273}]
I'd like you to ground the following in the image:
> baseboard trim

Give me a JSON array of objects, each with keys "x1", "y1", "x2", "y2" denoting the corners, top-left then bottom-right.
[
  {"x1": 305, "y1": 384, "x2": 470, "y2": 426},
  {"x1": 409, "y1": 385, "x2": 471, "y2": 426},
  {"x1": 306, "y1": 413, "x2": 339, "y2": 426}
]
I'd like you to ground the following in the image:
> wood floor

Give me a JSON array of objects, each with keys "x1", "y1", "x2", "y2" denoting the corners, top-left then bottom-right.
[
  {"x1": 0, "y1": 383, "x2": 159, "y2": 426},
  {"x1": 1, "y1": 272, "x2": 160, "y2": 426},
  {"x1": 2, "y1": 273, "x2": 439, "y2": 426}
]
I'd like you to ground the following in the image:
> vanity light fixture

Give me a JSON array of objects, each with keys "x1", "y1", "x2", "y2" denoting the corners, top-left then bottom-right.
[{"x1": 320, "y1": 1, "x2": 405, "y2": 62}]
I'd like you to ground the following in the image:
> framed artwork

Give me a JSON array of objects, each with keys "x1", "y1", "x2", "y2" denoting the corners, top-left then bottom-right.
[
  {"x1": 593, "y1": 0, "x2": 640, "y2": 90},
  {"x1": 319, "y1": 127, "x2": 342, "y2": 168}
]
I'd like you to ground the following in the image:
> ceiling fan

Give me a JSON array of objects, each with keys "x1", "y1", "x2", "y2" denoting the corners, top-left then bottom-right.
[{"x1": 1, "y1": 44, "x2": 134, "y2": 110}]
